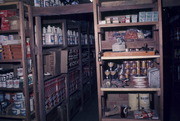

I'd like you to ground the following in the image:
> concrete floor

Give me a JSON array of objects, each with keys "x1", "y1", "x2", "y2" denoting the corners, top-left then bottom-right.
[{"x1": 71, "y1": 93, "x2": 99, "y2": 121}]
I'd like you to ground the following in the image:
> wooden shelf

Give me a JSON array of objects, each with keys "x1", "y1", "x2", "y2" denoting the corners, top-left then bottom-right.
[
  {"x1": 0, "y1": 2, "x2": 18, "y2": 6},
  {"x1": 42, "y1": 44, "x2": 64, "y2": 48},
  {"x1": 0, "y1": 114, "x2": 26, "y2": 119},
  {"x1": 0, "y1": 59, "x2": 22, "y2": 63},
  {"x1": 100, "y1": 3, "x2": 156, "y2": 12},
  {"x1": 0, "y1": 87, "x2": 23, "y2": 92},
  {"x1": 32, "y1": 3, "x2": 155, "y2": 17},
  {"x1": 0, "y1": 30, "x2": 19, "y2": 34},
  {"x1": 32, "y1": 3, "x2": 93, "y2": 16},
  {"x1": 101, "y1": 55, "x2": 160, "y2": 60},
  {"x1": 101, "y1": 88, "x2": 160, "y2": 92},
  {"x1": 102, "y1": 118, "x2": 160, "y2": 121},
  {"x1": 98, "y1": 22, "x2": 158, "y2": 28}
]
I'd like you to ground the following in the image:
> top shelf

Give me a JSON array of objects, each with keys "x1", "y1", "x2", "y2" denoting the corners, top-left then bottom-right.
[
  {"x1": 32, "y1": 2, "x2": 156, "y2": 17},
  {"x1": 0, "y1": 2, "x2": 18, "y2": 6},
  {"x1": 98, "y1": 22, "x2": 158, "y2": 28}
]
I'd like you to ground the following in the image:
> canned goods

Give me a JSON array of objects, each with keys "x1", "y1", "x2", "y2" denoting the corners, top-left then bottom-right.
[
  {"x1": 13, "y1": 79, "x2": 20, "y2": 88},
  {"x1": 14, "y1": 101, "x2": 24, "y2": 109},
  {"x1": 136, "y1": 61, "x2": 140, "y2": 68},
  {"x1": 139, "y1": 94, "x2": 150, "y2": 110},
  {"x1": 17, "y1": 68, "x2": 23, "y2": 77},
  {"x1": 16, "y1": 93, "x2": 24, "y2": 100},
  {"x1": 12, "y1": 108, "x2": 20, "y2": 115},
  {"x1": 20, "y1": 108, "x2": 26, "y2": 116},
  {"x1": 6, "y1": 79, "x2": 13, "y2": 88},
  {"x1": 141, "y1": 60, "x2": 147, "y2": 69}
]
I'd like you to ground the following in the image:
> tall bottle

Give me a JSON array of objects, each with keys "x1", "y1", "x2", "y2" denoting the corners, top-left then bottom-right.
[{"x1": 45, "y1": 25, "x2": 55, "y2": 45}]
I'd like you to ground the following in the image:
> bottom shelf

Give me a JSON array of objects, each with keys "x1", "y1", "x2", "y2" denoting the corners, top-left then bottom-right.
[
  {"x1": 102, "y1": 111, "x2": 160, "y2": 121},
  {"x1": 0, "y1": 114, "x2": 26, "y2": 119},
  {"x1": 102, "y1": 118, "x2": 160, "y2": 121}
]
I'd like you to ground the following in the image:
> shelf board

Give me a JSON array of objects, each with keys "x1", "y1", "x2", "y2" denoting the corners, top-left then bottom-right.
[
  {"x1": 102, "y1": 118, "x2": 160, "y2": 121},
  {"x1": 0, "y1": 59, "x2": 22, "y2": 63},
  {"x1": 42, "y1": 44, "x2": 64, "y2": 48},
  {"x1": 0, "y1": 87, "x2": 23, "y2": 92},
  {"x1": 0, "y1": 114, "x2": 26, "y2": 119},
  {"x1": 101, "y1": 88, "x2": 160, "y2": 92},
  {"x1": 32, "y1": 3, "x2": 93, "y2": 16},
  {"x1": 100, "y1": 3, "x2": 156, "y2": 12},
  {"x1": 101, "y1": 55, "x2": 160, "y2": 60},
  {"x1": 98, "y1": 22, "x2": 158, "y2": 28},
  {"x1": 0, "y1": 30, "x2": 19, "y2": 34},
  {"x1": 0, "y1": 2, "x2": 18, "y2": 6}
]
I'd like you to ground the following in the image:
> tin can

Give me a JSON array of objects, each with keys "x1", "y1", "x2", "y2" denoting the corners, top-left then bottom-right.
[
  {"x1": 12, "y1": 108, "x2": 20, "y2": 115},
  {"x1": 147, "y1": 60, "x2": 154, "y2": 69},
  {"x1": 136, "y1": 61, "x2": 140, "y2": 68},
  {"x1": 13, "y1": 79, "x2": 20, "y2": 88},
  {"x1": 139, "y1": 94, "x2": 150, "y2": 110},
  {"x1": 17, "y1": 68, "x2": 23, "y2": 77},
  {"x1": 128, "y1": 94, "x2": 138, "y2": 111},
  {"x1": 141, "y1": 60, "x2": 147, "y2": 69},
  {"x1": 6, "y1": 79, "x2": 13, "y2": 88}
]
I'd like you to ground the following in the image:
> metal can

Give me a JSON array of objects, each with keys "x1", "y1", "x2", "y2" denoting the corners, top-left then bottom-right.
[
  {"x1": 136, "y1": 61, "x2": 140, "y2": 68},
  {"x1": 141, "y1": 60, "x2": 147, "y2": 69}
]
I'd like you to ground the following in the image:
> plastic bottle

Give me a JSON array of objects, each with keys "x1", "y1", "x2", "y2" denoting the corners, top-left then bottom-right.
[
  {"x1": 45, "y1": 25, "x2": 55, "y2": 45},
  {"x1": 42, "y1": 27, "x2": 46, "y2": 45},
  {"x1": 57, "y1": 27, "x2": 63, "y2": 45}
]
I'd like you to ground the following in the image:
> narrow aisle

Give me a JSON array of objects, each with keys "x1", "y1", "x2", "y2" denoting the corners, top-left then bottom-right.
[{"x1": 71, "y1": 93, "x2": 99, "y2": 121}]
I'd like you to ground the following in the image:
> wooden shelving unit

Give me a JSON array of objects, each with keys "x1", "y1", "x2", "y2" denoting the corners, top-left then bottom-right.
[
  {"x1": 93, "y1": 0, "x2": 163, "y2": 121},
  {"x1": 0, "y1": 2, "x2": 38, "y2": 121},
  {"x1": 34, "y1": 11, "x2": 96, "y2": 120}
]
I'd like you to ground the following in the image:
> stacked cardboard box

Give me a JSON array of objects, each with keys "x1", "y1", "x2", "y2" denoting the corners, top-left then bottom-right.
[{"x1": 2, "y1": 44, "x2": 22, "y2": 60}]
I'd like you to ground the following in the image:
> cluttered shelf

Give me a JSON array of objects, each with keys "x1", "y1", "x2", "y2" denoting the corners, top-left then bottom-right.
[
  {"x1": 101, "y1": 88, "x2": 160, "y2": 92},
  {"x1": 98, "y1": 22, "x2": 158, "y2": 28}
]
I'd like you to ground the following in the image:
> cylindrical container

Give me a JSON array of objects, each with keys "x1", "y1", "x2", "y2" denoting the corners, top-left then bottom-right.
[
  {"x1": 14, "y1": 101, "x2": 24, "y2": 109},
  {"x1": 139, "y1": 93, "x2": 150, "y2": 110},
  {"x1": 20, "y1": 108, "x2": 26, "y2": 116},
  {"x1": 12, "y1": 108, "x2": 20, "y2": 115},
  {"x1": 6, "y1": 79, "x2": 13, "y2": 88},
  {"x1": 13, "y1": 79, "x2": 20, "y2": 88},
  {"x1": 132, "y1": 76, "x2": 148, "y2": 88},
  {"x1": 141, "y1": 60, "x2": 147, "y2": 69},
  {"x1": 16, "y1": 93, "x2": 24, "y2": 100},
  {"x1": 136, "y1": 61, "x2": 140, "y2": 68},
  {"x1": 17, "y1": 68, "x2": 23, "y2": 77},
  {"x1": 137, "y1": 68, "x2": 141, "y2": 75},
  {"x1": 128, "y1": 94, "x2": 138, "y2": 111}
]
